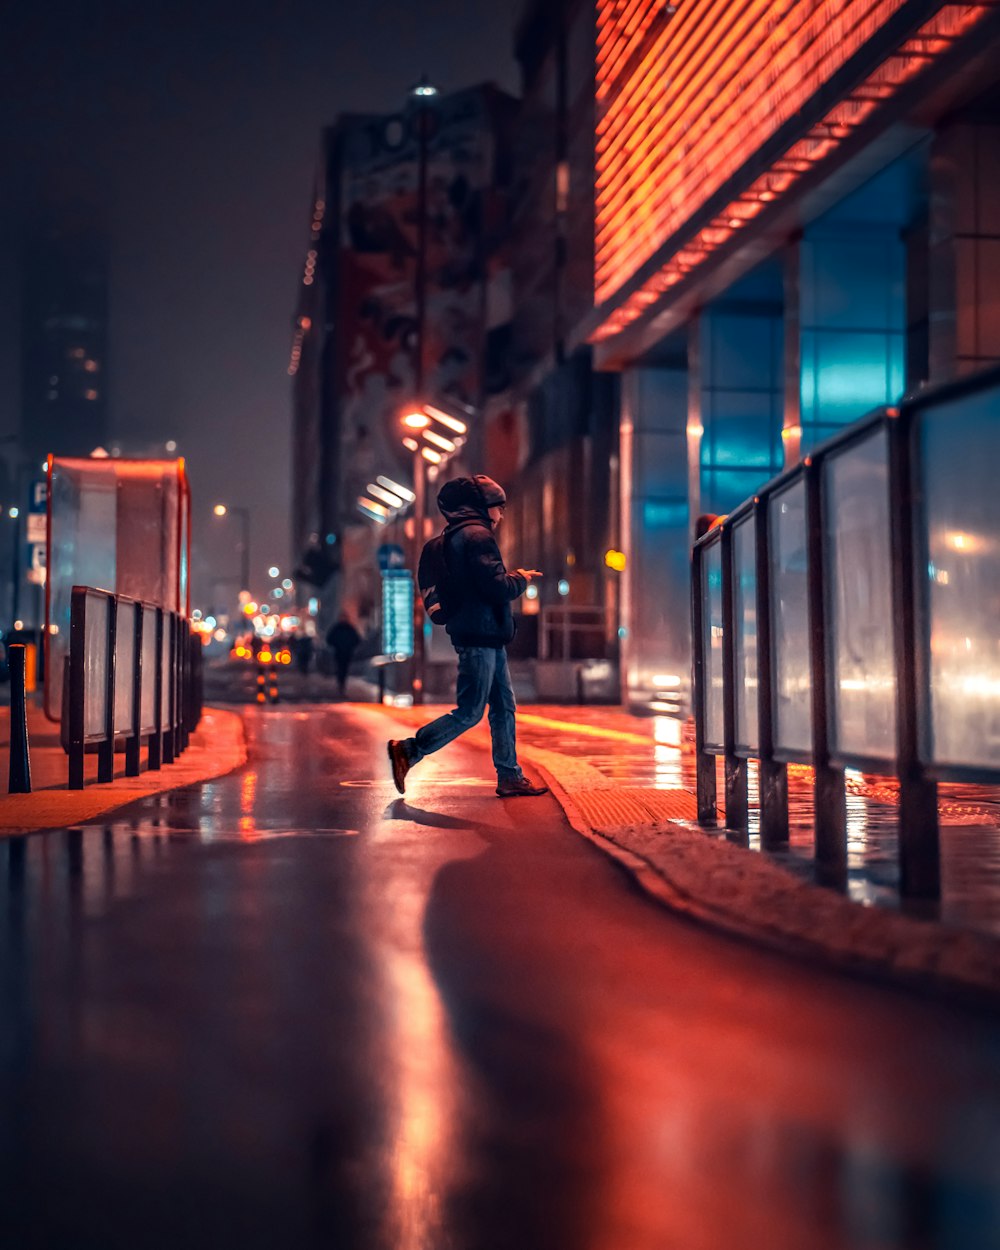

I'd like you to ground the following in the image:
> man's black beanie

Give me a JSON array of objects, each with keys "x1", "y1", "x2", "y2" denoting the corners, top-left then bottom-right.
[{"x1": 437, "y1": 474, "x2": 507, "y2": 514}]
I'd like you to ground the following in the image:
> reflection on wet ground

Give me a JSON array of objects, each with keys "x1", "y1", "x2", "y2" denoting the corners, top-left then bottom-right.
[
  {"x1": 515, "y1": 709, "x2": 1000, "y2": 938},
  {"x1": 2, "y1": 707, "x2": 1000, "y2": 1249}
]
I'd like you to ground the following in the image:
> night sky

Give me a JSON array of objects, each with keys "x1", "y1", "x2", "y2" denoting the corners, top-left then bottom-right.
[{"x1": 0, "y1": 1, "x2": 518, "y2": 607}]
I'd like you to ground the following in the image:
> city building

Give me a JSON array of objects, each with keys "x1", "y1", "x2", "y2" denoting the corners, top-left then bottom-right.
[
  {"x1": 501, "y1": 0, "x2": 620, "y2": 687},
  {"x1": 576, "y1": 0, "x2": 1000, "y2": 709},
  {"x1": 289, "y1": 83, "x2": 518, "y2": 639},
  {"x1": 20, "y1": 211, "x2": 110, "y2": 465},
  {"x1": 11, "y1": 208, "x2": 110, "y2": 629}
]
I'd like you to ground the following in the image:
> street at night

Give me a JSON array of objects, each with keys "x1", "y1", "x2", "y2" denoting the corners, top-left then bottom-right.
[
  {"x1": 2, "y1": 705, "x2": 999, "y2": 1249},
  {"x1": 6, "y1": 2, "x2": 1000, "y2": 1246}
]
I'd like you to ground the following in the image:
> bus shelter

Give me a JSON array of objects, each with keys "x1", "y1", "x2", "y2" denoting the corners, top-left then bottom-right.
[{"x1": 44, "y1": 456, "x2": 191, "y2": 722}]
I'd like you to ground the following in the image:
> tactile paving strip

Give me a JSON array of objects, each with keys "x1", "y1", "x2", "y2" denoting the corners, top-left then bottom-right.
[{"x1": 570, "y1": 787, "x2": 702, "y2": 829}]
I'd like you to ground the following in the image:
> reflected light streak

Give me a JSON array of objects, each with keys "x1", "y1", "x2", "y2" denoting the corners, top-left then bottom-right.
[
  {"x1": 358, "y1": 840, "x2": 466, "y2": 1247},
  {"x1": 240, "y1": 770, "x2": 259, "y2": 840},
  {"x1": 386, "y1": 950, "x2": 452, "y2": 1245},
  {"x1": 653, "y1": 715, "x2": 682, "y2": 747}
]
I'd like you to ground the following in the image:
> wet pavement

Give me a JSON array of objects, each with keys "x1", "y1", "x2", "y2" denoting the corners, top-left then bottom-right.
[
  {"x1": 2, "y1": 704, "x2": 1000, "y2": 1249},
  {"x1": 506, "y1": 708, "x2": 1000, "y2": 940}
]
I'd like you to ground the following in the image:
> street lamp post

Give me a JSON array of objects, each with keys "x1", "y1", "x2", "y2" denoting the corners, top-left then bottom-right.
[
  {"x1": 213, "y1": 503, "x2": 251, "y2": 595},
  {"x1": 407, "y1": 74, "x2": 438, "y2": 705},
  {"x1": 6, "y1": 507, "x2": 20, "y2": 626}
]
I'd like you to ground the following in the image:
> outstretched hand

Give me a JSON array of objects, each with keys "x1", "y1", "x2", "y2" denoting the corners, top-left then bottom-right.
[{"x1": 516, "y1": 568, "x2": 543, "y2": 581}]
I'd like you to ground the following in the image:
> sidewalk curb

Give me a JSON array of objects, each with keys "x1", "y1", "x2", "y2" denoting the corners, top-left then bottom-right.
[
  {"x1": 0, "y1": 708, "x2": 247, "y2": 838},
  {"x1": 520, "y1": 745, "x2": 1000, "y2": 1015}
]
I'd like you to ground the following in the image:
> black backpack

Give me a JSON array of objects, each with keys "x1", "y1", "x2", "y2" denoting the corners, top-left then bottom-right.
[{"x1": 418, "y1": 530, "x2": 459, "y2": 625}]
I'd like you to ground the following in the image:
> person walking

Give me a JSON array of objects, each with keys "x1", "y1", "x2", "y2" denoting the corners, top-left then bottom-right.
[
  {"x1": 326, "y1": 614, "x2": 361, "y2": 699},
  {"x1": 387, "y1": 474, "x2": 548, "y2": 799}
]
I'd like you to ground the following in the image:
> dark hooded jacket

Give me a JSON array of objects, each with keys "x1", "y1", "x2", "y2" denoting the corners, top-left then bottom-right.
[{"x1": 436, "y1": 477, "x2": 527, "y2": 648}]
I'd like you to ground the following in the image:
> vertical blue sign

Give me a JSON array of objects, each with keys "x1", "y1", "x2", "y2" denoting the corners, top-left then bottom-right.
[{"x1": 381, "y1": 569, "x2": 414, "y2": 658}]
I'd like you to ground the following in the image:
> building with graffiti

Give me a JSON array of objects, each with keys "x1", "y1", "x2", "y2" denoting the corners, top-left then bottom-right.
[{"x1": 290, "y1": 82, "x2": 517, "y2": 630}]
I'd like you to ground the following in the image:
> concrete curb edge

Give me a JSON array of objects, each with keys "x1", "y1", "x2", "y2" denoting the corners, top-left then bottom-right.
[{"x1": 521, "y1": 745, "x2": 1000, "y2": 1015}]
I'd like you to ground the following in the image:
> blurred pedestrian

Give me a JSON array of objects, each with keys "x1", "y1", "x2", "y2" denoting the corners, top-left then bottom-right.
[
  {"x1": 387, "y1": 474, "x2": 548, "y2": 799},
  {"x1": 326, "y1": 615, "x2": 361, "y2": 698},
  {"x1": 293, "y1": 631, "x2": 314, "y2": 677}
]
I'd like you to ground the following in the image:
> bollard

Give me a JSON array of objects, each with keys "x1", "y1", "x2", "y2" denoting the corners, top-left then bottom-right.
[
  {"x1": 8, "y1": 644, "x2": 32, "y2": 794},
  {"x1": 267, "y1": 663, "x2": 279, "y2": 704},
  {"x1": 256, "y1": 668, "x2": 266, "y2": 704}
]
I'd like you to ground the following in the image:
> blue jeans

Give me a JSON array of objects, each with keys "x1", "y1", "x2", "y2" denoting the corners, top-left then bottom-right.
[{"x1": 404, "y1": 646, "x2": 523, "y2": 780}]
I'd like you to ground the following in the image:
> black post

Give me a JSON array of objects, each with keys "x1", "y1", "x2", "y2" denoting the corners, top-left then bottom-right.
[
  {"x1": 805, "y1": 458, "x2": 846, "y2": 889},
  {"x1": 97, "y1": 597, "x2": 117, "y2": 784},
  {"x1": 721, "y1": 524, "x2": 748, "y2": 837},
  {"x1": 68, "y1": 588, "x2": 87, "y2": 789},
  {"x1": 691, "y1": 542, "x2": 717, "y2": 824},
  {"x1": 888, "y1": 408, "x2": 940, "y2": 898},
  {"x1": 754, "y1": 496, "x2": 789, "y2": 849},
  {"x1": 7, "y1": 644, "x2": 31, "y2": 793},
  {"x1": 126, "y1": 605, "x2": 142, "y2": 777}
]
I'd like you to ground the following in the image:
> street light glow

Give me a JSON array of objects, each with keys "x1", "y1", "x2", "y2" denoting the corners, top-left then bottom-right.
[
  {"x1": 410, "y1": 74, "x2": 439, "y2": 98},
  {"x1": 368, "y1": 483, "x2": 404, "y2": 508},
  {"x1": 403, "y1": 411, "x2": 431, "y2": 429},
  {"x1": 213, "y1": 504, "x2": 227, "y2": 516},
  {"x1": 268, "y1": 566, "x2": 279, "y2": 579},
  {"x1": 402, "y1": 437, "x2": 419, "y2": 452},
  {"x1": 377, "y1": 475, "x2": 415, "y2": 502},
  {"x1": 421, "y1": 448, "x2": 442, "y2": 464},
  {"x1": 423, "y1": 404, "x2": 468, "y2": 434},
  {"x1": 422, "y1": 429, "x2": 455, "y2": 453}
]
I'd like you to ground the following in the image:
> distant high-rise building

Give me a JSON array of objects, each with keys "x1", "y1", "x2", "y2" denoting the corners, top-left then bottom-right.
[{"x1": 20, "y1": 212, "x2": 110, "y2": 464}]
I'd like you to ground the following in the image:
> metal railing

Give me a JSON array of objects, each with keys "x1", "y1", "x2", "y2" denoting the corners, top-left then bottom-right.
[
  {"x1": 67, "y1": 586, "x2": 203, "y2": 789},
  {"x1": 539, "y1": 605, "x2": 608, "y2": 660},
  {"x1": 691, "y1": 366, "x2": 1000, "y2": 900}
]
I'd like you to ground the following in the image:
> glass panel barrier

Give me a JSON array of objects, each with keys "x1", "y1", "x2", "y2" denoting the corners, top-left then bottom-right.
[
  {"x1": 141, "y1": 607, "x2": 158, "y2": 735},
  {"x1": 113, "y1": 600, "x2": 137, "y2": 737},
  {"x1": 84, "y1": 592, "x2": 110, "y2": 742},
  {"x1": 770, "y1": 478, "x2": 811, "y2": 754},
  {"x1": 824, "y1": 428, "x2": 896, "y2": 763},
  {"x1": 918, "y1": 387, "x2": 1000, "y2": 771},
  {"x1": 161, "y1": 615, "x2": 172, "y2": 731},
  {"x1": 704, "y1": 540, "x2": 724, "y2": 750},
  {"x1": 733, "y1": 515, "x2": 758, "y2": 753}
]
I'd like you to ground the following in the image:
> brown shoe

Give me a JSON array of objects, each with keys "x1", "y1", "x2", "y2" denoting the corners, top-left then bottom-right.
[
  {"x1": 496, "y1": 775, "x2": 549, "y2": 798},
  {"x1": 387, "y1": 740, "x2": 411, "y2": 795}
]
